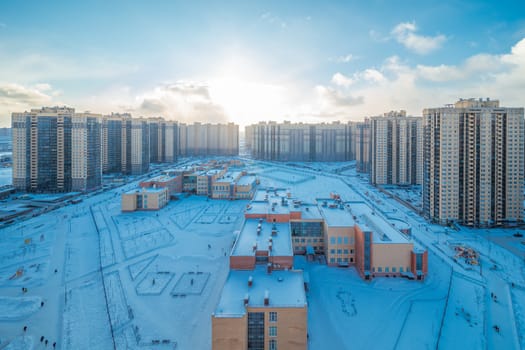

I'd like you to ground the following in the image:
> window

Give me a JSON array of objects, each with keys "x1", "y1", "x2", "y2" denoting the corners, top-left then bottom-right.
[
  {"x1": 392, "y1": 267, "x2": 396, "y2": 273},
  {"x1": 378, "y1": 267, "x2": 382, "y2": 272},
  {"x1": 330, "y1": 249, "x2": 335, "y2": 254},
  {"x1": 330, "y1": 237, "x2": 336, "y2": 244},
  {"x1": 385, "y1": 267, "x2": 389, "y2": 273},
  {"x1": 269, "y1": 339, "x2": 277, "y2": 350},
  {"x1": 337, "y1": 237, "x2": 342, "y2": 244},
  {"x1": 269, "y1": 326, "x2": 277, "y2": 337},
  {"x1": 344, "y1": 237, "x2": 349, "y2": 244},
  {"x1": 330, "y1": 258, "x2": 335, "y2": 263},
  {"x1": 269, "y1": 312, "x2": 277, "y2": 322},
  {"x1": 343, "y1": 249, "x2": 349, "y2": 254}
]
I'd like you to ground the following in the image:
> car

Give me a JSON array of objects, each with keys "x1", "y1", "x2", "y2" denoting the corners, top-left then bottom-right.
[{"x1": 513, "y1": 232, "x2": 523, "y2": 238}]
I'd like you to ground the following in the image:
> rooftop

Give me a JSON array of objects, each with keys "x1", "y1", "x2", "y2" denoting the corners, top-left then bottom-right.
[
  {"x1": 231, "y1": 219, "x2": 292, "y2": 257},
  {"x1": 317, "y1": 198, "x2": 355, "y2": 227},
  {"x1": 213, "y1": 268, "x2": 307, "y2": 317},
  {"x1": 144, "y1": 175, "x2": 178, "y2": 183},
  {"x1": 214, "y1": 171, "x2": 242, "y2": 184},
  {"x1": 125, "y1": 187, "x2": 167, "y2": 195},
  {"x1": 253, "y1": 188, "x2": 291, "y2": 202},
  {"x1": 236, "y1": 175, "x2": 256, "y2": 186},
  {"x1": 348, "y1": 202, "x2": 411, "y2": 244}
]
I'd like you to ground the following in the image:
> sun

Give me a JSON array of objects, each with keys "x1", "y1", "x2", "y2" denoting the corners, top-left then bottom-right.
[{"x1": 208, "y1": 56, "x2": 289, "y2": 126}]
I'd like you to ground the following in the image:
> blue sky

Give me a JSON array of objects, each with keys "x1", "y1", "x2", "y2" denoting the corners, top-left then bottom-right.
[{"x1": 1, "y1": 0, "x2": 524, "y2": 126}]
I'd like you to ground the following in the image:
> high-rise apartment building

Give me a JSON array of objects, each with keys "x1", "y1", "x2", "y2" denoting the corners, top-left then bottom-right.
[
  {"x1": 179, "y1": 122, "x2": 238, "y2": 157},
  {"x1": 102, "y1": 114, "x2": 156, "y2": 175},
  {"x1": 354, "y1": 119, "x2": 371, "y2": 173},
  {"x1": 130, "y1": 118, "x2": 149, "y2": 175},
  {"x1": 101, "y1": 113, "x2": 132, "y2": 174},
  {"x1": 164, "y1": 120, "x2": 179, "y2": 163},
  {"x1": 72, "y1": 113, "x2": 102, "y2": 191},
  {"x1": 249, "y1": 121, "x2": 354, "y2": 161},
  {"x1": 12, "y1": 107, "x2": 73, "y2": 192},
  {"x1": 423, "y1": 98, "x2": 524, "y2": 227},
  {"x1": 370, "y1": 111, "x2": 422, "y2": 185},
  {"x1": 12, "y1": 106, "x2": 102, "y2": 193}
]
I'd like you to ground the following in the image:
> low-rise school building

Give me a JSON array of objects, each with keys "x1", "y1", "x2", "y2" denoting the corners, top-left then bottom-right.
[{"x1": 121, "y1": 186, "x2": 169, "y2": 212}]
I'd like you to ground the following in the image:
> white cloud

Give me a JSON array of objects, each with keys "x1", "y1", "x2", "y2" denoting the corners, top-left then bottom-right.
[
  {"x1": 391, "y1": 21, "x2": 446, "y2": 55},
  {"x1": 0, "y1": 83, "x2": 60, "y2": 125},
  {"x1": 316, "y1": 85, "x2": 364, "y2": 109},
  {"x1": 331, "y1": 72, "x2": 354, "y2": 87},
  {"x1": 135, "y1": 81, "x2": 228, "y2": 123},
  {"x1": 362, "y1": 69, "x2": 385, "y2": 83},
  {"x1": 331, "y1": 54, "x2": 354, "y2": 63},
  {"x1": 317, "y1": 37, "x2": 525, "y2": 118}
]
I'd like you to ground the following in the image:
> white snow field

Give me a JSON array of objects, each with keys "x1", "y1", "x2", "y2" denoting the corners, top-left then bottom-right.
[{"x1": 0, "y1": 159, "x2": 523, "y2": 350}]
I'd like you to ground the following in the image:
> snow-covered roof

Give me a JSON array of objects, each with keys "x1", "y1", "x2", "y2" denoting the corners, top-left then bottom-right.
[
  {"x1": 237, "y1": 175, "x2": 256, "y2": 186},
  {"x1": 213, "y1": 268, "x2": 307, "y2": 317},
  {"x1": 231, "y1": 220, "x2": 292, "y2": 257},
  {"x1": 124, "y1": 187, "x2": 166, "y2": 195},
  {"x1": 317, "y1": 199, "x2": 355, "y2": 227},
  {"x1": 297, "y1": 204, "x2": 323, "y2": 220},
  {"x1": 144, "y1": 175, "x2": 177, "y2": 183},
  {"x1": 253, "y1": 188, "x2": 291, "y2": 201},
  {"x1": 348, "y1": 202, "x2": 411, "y2": 244}
]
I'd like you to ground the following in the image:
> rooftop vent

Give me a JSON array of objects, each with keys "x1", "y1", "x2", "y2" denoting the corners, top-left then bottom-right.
[
  {"x1": 264, "y1": 290, "x2": 270, "y2": 305},
  {"x1": 248, "y1": 276, "x2": 253, "y2": 287},
  {"x1": 244, "y1": 293, "x2": 250, "y2": 306}
]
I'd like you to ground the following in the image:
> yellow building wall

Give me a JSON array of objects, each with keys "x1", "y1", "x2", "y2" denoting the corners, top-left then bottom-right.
[
  {"x1": 212, "y1": 315, "x2": 247, "y2": 350},
  {"x1": 323, "y1": 225, "x2": 355, "y2": 264},
  {"x1": 212, "y1": 307, "x2": 307, "y2": 350},
  {"x1": 121, "y1": 194, "x2": 137, "y2": 211},
  {"x1": 249, "y1": 307, "x2": 308, "y2": 350},
  {"x1": 372, "y1": 243, "x2": 413, "y2": 274}
]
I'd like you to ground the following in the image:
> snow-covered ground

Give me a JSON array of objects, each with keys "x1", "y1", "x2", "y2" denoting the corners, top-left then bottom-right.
[
  {"x1": 0, "y1": 159, "x2": 524, "y2": 349},
  {"x1": 0, "y1": 167, "x2": 11, "y2": 186}
]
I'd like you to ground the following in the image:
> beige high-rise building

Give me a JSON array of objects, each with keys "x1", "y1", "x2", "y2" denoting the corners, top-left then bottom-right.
[
  {"x1": 71, "y1": 113, "x2": 102, "y2": 191},
  {"x1": 423, "y1": 98, "x2": 524, "y2": 227},
  {"x1": 179, "y1": 122, "x2": 239, "y2": 156},
  {"x1": 249, "y1": 121, "x2": 354, "y2": 161},
  {"x1": 12, "y1": 106, "x2": 102, "y2": 193},
  {"x1": 370, "y1": 111, "x2": 422, "y2": 185},
  {"x1": 354, "y1": 119, "x2": 371, "y2": 173}
]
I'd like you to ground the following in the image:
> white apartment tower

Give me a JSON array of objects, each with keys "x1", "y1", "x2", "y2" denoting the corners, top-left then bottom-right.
[
  {"x1": 370, "y1": 111, "x2": 422, "y2": 185},
  {"x1": 423, "y1": 98, "x2": 524, "y2": 227}
]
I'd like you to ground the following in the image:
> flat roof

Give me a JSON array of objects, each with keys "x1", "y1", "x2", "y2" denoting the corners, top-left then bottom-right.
[
  {"x1": 213, "y1": 268, "x2": 306, "y2": 317},
  {"x1": 215, "y1": 171, "x2": 242, "y2": 184},
  {"x1": 347, "y1": 202, "x2": 411, "y2": 244},
  {"x1": 317, "y1": 199, "x2": 355, "y2": 227},
  {"x1": 125, "y1": 187, "x2": 166, "y2": 194},
  {"x1": 237, "y1": 175, "x2": 256, "y2": 186},
  {"x1": 297, "y1": 204, "x2": 323, "y2": 220},
  {"x1": 231, "y1": 220, "x2": 292, "y2": 257},
  {"x1": 144, "y1": 175, "x2": 178, "y2": 183},
  {"x1": 253, "y1": 188, "x2": 291, "y2": 202}
]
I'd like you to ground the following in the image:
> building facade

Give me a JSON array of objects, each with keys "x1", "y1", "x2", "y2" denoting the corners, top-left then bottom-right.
[
  {"x1": 121, "y1": 187, "x2": 169, "y2": 212},
  {"x1": 130, "y1": 118, "x2": 150, "y2": 175},
  {"x1": 249, "y1": 121, "x2": 354, "y2": 162},
  {"x1": 12, "y1": 107, "x2": 74, "y2": 192},
  {"x1": 370, "y1": 112, "x2": 422, "y2": 185},
  {"x1": 354, "y1": 119, "x2": 371, "y2": 173},
  {"x1": 12, "y1": 107, "x2": 103, "y2": 193},
  {"x1": 71, "y1": 113, "x2": 102, "y2": 191},
  {"x1": 179, "y1": 122, "x2": 239, "y2": 157},
  {"x1": 422, "y1": 98, "x2": 524, "y2": 226}
]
